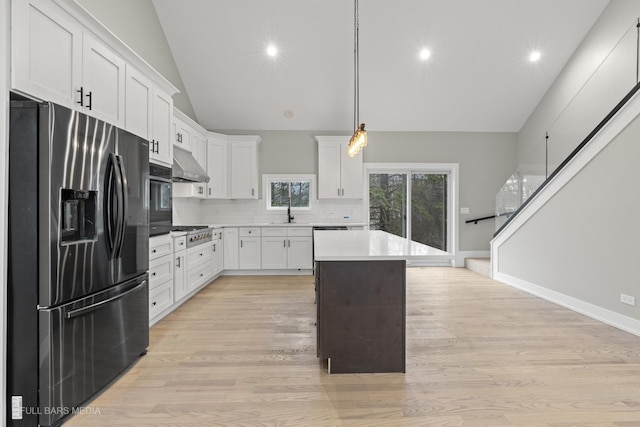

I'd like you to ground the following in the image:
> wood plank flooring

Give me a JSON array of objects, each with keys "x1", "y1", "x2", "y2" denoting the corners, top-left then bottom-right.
[{"x1": 66, "y1": 268, "x2": 640, "y2": 426}]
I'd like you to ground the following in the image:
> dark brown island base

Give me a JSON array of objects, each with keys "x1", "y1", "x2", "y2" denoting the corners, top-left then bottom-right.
[{"x1": 315, "y1": 259, "x2": 406, "y2": 373}]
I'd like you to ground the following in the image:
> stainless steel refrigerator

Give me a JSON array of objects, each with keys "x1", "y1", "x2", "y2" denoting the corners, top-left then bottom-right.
[{"x1": 7, "y1": 100, "x2": 150, "y2": 426}]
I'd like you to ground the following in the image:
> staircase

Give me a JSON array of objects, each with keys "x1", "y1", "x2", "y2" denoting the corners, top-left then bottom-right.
[{"x1": 465, "y1": 258, "x2": 490, "y2": 277}]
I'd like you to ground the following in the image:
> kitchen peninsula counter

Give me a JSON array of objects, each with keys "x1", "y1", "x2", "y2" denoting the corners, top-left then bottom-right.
[{"x1": 313, "y1": 230, "x2": 429, "y2": 374}]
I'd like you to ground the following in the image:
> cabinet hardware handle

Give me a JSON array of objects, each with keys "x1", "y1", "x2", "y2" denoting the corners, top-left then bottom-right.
[
  {"x1": 199, "y1": 186, "x2": 203, "y2": 194},
  {"x1": 241, "y1": 240, "x2": 243, "y2": 248},
  {"x1": 252, "y1": 188, "x2": 255, "y2": 196},
  {"x1": 288, "y1": 240, "x2": 291, "y2": 247},
  {"x1": 200, "y1": 253, "x2": 204, "y2": 257},
  {"x1": 152, "y1": 249, "x2": 157, "y2": 253},
  {"x1": 152, "y1": 272, "x2": 156, "y2": 276},
  {"x1": 342, "y1": 188, "x2": 344, "y2": 196},
  {"x1": 209, "y1": 188, "x2": 211, "y2": 196},
  {"x1": 77, "y1": 87, "x2": 84, "y2": 106},
  {"x1": 338, "y1": 188, "x2": 340, "y2": 196},
  {"x1": 283, "y1": 240, "x2": 286, "y2": 247},
  {"x1": 86, "y1": 91, "x2": 93, "y2": 110},
  {"x1": 155, "y1": 140, "x2": 159, "y2": 154},
  {"x1": 176, "y1": 258, "x2": 181, "y2": 267},
  {"x1": 213, "y1": 244, "x2": 216, "y2": 252},
  {"x1": 152, "y1": 301, "x2": 157, "y2": 306}
]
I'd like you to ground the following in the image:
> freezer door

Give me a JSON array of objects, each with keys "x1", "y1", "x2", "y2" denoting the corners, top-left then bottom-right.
[{"x1": 38, "y1": 276, "x2": 149, "y2": 427}]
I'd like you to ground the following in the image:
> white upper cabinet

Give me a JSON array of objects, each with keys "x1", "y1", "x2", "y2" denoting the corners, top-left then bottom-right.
[
  {"x1": 125, "y1": 65, "x2": 152, "y2": 140},
  {"x1": 12, "y1": 0, "x2": 125, "y2": 126},
  {"x1": 316, "y1": 136, "x2": 363, "y2": 199},
  {"x1": 12, "y1": 0, "x2": 82, "y2": 109},
  {"x1": 229, "y1": 136, "x2": 261, "y2": 199},
  {"x1": 206, "y1": 134, "x2": 228, "y2": 199},
  {"x1": 173, "y1": 117, "x2": 192, "y2": 152},
  {"x1": 81, "y1": 32, "x2": 125, "y2": 126},
  {"x1": 12, "y1": 0, "x2": 178, "y2": 135},
  {"x1": 150, "y1": 87, "x2": 173, "y2": 166}
]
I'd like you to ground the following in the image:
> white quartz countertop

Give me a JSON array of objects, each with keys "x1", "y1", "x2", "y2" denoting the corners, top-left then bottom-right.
[
  {"x1": 205, "y1": 222, "x2": 368, "y2": 229},
  {"x1": 313, "y1": 229, "x2": 448, "y2": 261}
]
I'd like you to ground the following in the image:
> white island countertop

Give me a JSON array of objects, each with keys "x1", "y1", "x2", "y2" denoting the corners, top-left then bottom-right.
[{"x1": 313, "y1": 229, "x2": 448, "y2": 261}]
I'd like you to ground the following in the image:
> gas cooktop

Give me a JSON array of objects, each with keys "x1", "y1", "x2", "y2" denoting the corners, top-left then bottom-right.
[{"x1": 172, "y1": 225, "x2": 210, "y2": 232}]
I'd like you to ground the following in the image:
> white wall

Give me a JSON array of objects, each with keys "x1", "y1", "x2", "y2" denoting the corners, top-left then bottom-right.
[
  {"x1": 495, "y1": 108, "x2": 640, "y2": 327},
  {"x1": 76, "y1": 0, "x2": 197, "y2": 121}
]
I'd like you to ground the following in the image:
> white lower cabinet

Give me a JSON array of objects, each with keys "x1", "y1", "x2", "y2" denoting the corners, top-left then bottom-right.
[
  {"x1": 211, "y1": 230, "x2": 223, "y2": 276},
  {"x1": 239, "y1": 227, "x2": 261, "y2": 269},
  {"x1": 186, "y1": 243, "x2": 212, "y2": 293},
  {"x1": 261, "y1": 227, "x2": 312, "y2": 270},
  {"x1": 223, "y1": 228, "x2": 239, "y2": 269},
  {"x1": 149, "y1": 234, "x2": 174, "y2": 323},
  {"x1": 173, "y1": 235, "x2": 187, "y2": 302}
]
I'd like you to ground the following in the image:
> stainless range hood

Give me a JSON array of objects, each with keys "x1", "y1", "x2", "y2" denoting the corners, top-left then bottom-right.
[{"x1": 172, "y1": 146, "x2": 210, "y2": 183}]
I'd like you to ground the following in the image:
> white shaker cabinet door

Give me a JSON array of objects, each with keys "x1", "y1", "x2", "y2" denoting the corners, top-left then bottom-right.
[
  {"x1": 82, "y1": 33, "x2": 126, "y2": 127},
  {"x1": 206, "y1": 136, "x2": 228, "y2": 199},
  {"x1": 151, "y1": 88, "x2": 173, "y2": 165},
  {"x1": 125, "y1": 66, "x2": 152, "y2": 140},
  {"x1": 12, "y1": 0, "x2": 83, "y2": 108},
  {"x1": 317, "y1": 141, "x2": 342, "y2": 199}
]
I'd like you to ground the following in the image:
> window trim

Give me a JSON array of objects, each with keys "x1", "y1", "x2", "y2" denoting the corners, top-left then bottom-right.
[{"x1": 263, "y1": 174, "x2": 316, "y2": 211}]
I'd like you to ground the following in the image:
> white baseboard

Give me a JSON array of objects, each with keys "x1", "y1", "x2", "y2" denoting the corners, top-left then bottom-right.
[
  {"x1": 494, "y1": 272, "x2": 640, "y2": 338},
  {"x1": 222, "y1": 269, "x2": 313, "y2": 276}
]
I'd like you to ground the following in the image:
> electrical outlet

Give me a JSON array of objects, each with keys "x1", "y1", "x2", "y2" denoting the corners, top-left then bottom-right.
[{"x1": 620, "y1": 293, "x2": 636, "y2": 306}]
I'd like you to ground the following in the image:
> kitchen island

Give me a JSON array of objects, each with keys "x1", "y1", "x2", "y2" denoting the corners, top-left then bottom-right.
[{"x1": 314, "y1": 230, "x2": 441, "y2": 374}]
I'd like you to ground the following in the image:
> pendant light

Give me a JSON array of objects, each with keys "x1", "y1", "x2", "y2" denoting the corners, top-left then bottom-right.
[{"x1": 347, "y1": 0, "x2": 367, "y2": 158}]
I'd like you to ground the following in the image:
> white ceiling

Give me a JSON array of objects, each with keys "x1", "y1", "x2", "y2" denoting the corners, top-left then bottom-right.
[{"x1": 152, "y1": 0, "x2": 609, "y2": 133}]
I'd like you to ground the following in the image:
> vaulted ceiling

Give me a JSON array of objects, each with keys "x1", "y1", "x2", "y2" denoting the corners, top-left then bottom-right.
[{"x1": 152, "y1": 0, "x2": 609, "y2": 133}]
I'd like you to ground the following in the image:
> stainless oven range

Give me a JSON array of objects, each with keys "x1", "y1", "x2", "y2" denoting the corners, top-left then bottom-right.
[{"x1": 172, "y1": 225, "x2": 213, "y2": 247}]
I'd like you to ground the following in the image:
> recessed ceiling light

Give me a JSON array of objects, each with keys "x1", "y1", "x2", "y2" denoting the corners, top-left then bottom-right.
[
  {"x1": 267, "y1": 45, "x2": 278, "y2": 57},
  {"x1": 529, "y1": 51, "x2": 541, "y2": 62},
  {"x1": 419, "y1": 48, "x2": 431, "y2": 61}
]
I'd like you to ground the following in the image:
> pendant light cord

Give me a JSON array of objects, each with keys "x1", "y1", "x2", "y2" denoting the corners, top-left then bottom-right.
[{"x1": 353, "y1": 0, "x2": 360, "y2": 132}]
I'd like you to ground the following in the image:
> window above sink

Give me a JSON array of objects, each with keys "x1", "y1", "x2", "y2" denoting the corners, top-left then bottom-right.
[{"x1": 263, "y1": 174, "x2": 316, "y2": 211}]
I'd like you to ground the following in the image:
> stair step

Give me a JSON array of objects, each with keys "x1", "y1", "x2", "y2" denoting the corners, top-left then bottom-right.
[{"x1": 465, "y1": 257, "x2": 491, "y2": 277}]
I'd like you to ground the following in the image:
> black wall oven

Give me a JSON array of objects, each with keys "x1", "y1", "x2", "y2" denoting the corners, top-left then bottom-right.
[{"x1": 149, "y1": 163, "x2": 173, "y2": 236}]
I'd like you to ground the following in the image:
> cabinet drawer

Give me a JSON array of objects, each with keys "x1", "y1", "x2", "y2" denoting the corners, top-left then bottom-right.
[
  {"x1": 150, "y1": 234, "x2": 173, "y2": 260},
  {"x1": 187, "y1": 262, "x2": 212, "y2": 291},
  {"x1": 239, "y1": 227, "x2": 261, "y2": 237},
  {"x1": 187, "y1": 244, "x2": 212, "y2": 269},
  {"x1": 149, "y1": 279, "x2": 173, "y2": 320},
  {"x1": 173, "y1": 235, "x2": 187, "y2": 251},
  {"x1": 287, "y1": 227, "x2": 312, "y2": 237},
  {"x1": 149, "y1": 254, "x2": 173, "y2": 288},
  {"x1": 261, "y1": 227, "x2": 286, "y2": 237}
]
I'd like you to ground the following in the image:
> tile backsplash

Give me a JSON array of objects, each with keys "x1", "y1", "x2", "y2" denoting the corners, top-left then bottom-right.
[{"x1": 173, "y1": 197, "x2": 365, "y2": 226}]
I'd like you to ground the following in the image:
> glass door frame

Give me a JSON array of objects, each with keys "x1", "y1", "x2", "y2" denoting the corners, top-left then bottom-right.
[{"x1": 365, "y1": 163, "x2": 459, "y2": 255}]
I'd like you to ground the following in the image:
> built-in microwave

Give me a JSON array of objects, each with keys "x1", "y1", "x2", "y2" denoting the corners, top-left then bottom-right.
[{"x1": 149, "y1": 163, "x2": 173, "y2": 236}]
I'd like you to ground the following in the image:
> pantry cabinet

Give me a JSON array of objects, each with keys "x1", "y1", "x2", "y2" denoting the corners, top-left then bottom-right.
[{"x1": 316, "y1": 136, "x2": 363, "y2": 199}]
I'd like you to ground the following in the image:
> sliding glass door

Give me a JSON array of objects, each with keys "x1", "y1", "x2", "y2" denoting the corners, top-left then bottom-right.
[{"x1": 369, "y1": 169, "x2": 450, "y2": 252}]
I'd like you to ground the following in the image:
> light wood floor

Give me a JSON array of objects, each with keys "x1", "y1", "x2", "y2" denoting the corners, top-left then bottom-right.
[{"x1": 66, "y1": 268, "x2": 640, "y2": 426}]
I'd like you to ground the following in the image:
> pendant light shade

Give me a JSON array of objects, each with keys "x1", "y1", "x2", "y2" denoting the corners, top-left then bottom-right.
[{"x1": 347, "y1": 0, "x2": 367, "y2": 158}]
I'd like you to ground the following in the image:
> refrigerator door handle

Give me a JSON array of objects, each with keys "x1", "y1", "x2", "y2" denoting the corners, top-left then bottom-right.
[
  {"x1": 114, "y1": 154, "x2": 128, "y2": 258},
  {"x1": 65, "y1": 280, "x2": 147, "y2": 320},
  {"x1": 105, "y1": 155, "x2": 118, "y2": 258}
]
